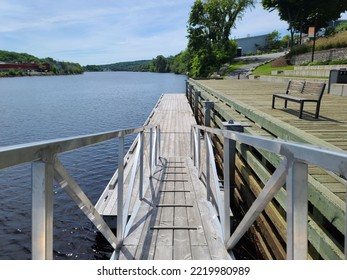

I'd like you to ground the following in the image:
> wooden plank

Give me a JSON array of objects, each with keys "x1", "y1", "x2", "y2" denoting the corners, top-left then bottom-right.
[
  {"x1": 191, "y1": 246, "x2": 212, "y2": 260},
  {"x1": 186, "y1": 159, "x2": 232, "y2": 260},
  {"x1": 174, "y1": 159, "x2": 192, "y2": 260},
  {"x1": 152, "y1": 226, "x2": 197, "y2": 230},
  {"x1": 154, "y1": 245, "x2": 173, "y2": 260}
]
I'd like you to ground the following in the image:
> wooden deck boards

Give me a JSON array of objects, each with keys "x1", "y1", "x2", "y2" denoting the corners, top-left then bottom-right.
[
  {"x1": 191, "y1": 79, "x2": 347, "y2": 203},
  {"x1": 97, "y1": 94, "x2": 232, "y2": 260},
  {"x1": 187, "y1": 78, "x2": 346, "y2": 259}
]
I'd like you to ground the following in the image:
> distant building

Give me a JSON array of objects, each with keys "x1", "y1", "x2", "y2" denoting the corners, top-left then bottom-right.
[
  {"x1": 235, "y1": 34, "x2": 268, "y2": 56},
  {"x1": 0, "y1": 62, "x2": 51, "y2": 72},
  {"x1": 328, "y1": 19, "x2": 347, "y2": 28}
]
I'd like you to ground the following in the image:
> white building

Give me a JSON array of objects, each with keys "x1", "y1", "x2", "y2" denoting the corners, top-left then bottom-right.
[{"x1": 235, "y1": 34, "x2": 268, "y2": 56}]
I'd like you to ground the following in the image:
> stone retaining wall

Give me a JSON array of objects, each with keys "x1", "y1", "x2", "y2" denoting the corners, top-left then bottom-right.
[{"x1": 290, "y1": 48, "x2": 347, "y2": 65}]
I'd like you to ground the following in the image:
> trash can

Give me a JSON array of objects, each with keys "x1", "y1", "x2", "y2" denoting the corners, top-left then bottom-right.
[
  {"x1": 328, "y1": 68, "x2": 347, "y2": 93},
  {"x1": 236, "y1": 47, "x2": 242, "y2": 57}
]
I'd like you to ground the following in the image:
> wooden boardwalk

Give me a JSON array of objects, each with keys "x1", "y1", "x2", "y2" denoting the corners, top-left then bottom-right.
[
  {"x1": 190, "y1": 79, "x2": 347, "y2": 201},
  {"x1": 188, "y1": 78, "x2": 346, "y2": 260},
  {"x1": 96, "y1": 94, "x2": 232, "y2": 260}
]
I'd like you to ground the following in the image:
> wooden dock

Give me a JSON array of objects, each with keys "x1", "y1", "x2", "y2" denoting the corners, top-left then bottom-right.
[
  {"x1": 187, "y1": 78, "x2": 346, "y2": 260},
  {"x1": 96, "y1": 94, "x2": 233, "y2": 260}
]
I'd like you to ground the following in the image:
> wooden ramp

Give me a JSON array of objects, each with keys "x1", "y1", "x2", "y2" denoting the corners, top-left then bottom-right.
[{"x1": 96, "y1": 94, "x2": 232, "y2": 260}]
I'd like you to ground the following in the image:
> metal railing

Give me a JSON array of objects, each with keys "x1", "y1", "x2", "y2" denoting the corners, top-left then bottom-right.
[
  {"x1": 0, "y1": 125, "x2": 161, "y2": 260},
  {"x1": 191, "y1": 124, "x2": 347, "y2": 260}
]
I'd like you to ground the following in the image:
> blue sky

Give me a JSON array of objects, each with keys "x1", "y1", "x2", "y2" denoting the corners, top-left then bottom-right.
[{"x1": 1, "y1": 0, "x2": 346, "y2": 66}]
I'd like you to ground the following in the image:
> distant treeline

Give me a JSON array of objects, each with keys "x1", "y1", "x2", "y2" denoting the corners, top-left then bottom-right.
[
  {"x1": 0, "y1": 50, "x2": 84, "y2": 77},
  {"x1": 84, "y1": 60, "x2": 152, "y2": 72},
  {"x1": 84, "y1": 51, "x2": 189, "y2": 75}
]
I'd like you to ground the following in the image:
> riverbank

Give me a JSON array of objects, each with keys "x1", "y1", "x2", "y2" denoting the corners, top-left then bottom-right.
[{"x1": 0, "y1": 71, "x2": 84, "y2": 78}]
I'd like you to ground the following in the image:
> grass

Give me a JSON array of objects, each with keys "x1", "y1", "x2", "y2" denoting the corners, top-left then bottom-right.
[
  {"x1": 291, "y1": 31, "x2": 347, "y2": 55},
  {"x1": 252, "y1": 62, "x2": 294, "y2": 76},
  {"x1": 227, "y1": 61, "x2": 249, "y2": 72}
]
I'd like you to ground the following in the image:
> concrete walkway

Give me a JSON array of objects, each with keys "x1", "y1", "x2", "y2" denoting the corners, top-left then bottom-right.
[{"x1": 227, "y1": 52, "x2": 285, "y2": 79}]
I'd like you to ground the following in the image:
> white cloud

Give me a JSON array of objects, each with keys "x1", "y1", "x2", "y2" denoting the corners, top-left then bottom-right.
[
  {"x1": 0, "y1": 0, "x2": 193, "y2": 64},
  {"x1": 1, "y1": 0, "x2": 345, "y2": 65}
]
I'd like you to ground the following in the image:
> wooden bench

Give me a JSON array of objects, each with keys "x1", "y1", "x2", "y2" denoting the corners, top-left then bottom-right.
[{"x1": 272, "y1": 80, "x2": 326, "y2": 119}]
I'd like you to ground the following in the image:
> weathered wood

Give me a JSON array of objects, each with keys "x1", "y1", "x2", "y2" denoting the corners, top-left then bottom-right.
[
  {"x1": 100, "y1": 94, "x2": 233, "y2": 260},
  {"x1": 189, "y1": 79, "x2": 346, "y2": 260}
]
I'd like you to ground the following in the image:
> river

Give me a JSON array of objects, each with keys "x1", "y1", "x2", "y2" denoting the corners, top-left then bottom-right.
[{"x1": 0, "y1": 71, "x2": 187, "y2": 259}]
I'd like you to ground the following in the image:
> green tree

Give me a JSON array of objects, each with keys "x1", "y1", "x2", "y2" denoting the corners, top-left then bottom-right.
[
  {"x1": 262, "y1": 0, "x2": 347, "y2": 47},
  {"x1": 187, "y1": 0, "x2": 255, "y2": 77},
  {"x1": 281, "y1": 34, "x2": 290, "y2": 49},
  {"x1": 152, "y1": 55, "x2": 168, "y2": 73},
  {"x1": 266, "y1": 30, "x2": 281, "y2": 50}
]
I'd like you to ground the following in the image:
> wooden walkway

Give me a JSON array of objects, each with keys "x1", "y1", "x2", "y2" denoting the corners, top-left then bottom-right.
[
  {"x1": 96, "y1": 94, "x2": 232, "y2": 260},
  {"x1": 191, "y1": 79, "x2": 347, "y2": 201},
  {"x1": 188, "y1": 78, "x2": 346, "y2": 260}
]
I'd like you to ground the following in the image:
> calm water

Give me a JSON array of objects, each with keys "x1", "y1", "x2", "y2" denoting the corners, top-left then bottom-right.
[{"x1": 0, "y1": 72, "x2": 186, "y2": 259}]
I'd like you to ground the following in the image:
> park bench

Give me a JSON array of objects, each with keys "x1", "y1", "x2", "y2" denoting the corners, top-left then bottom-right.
[{"x1": 272, "y1": 80, "x2": 326, "y2": 119}]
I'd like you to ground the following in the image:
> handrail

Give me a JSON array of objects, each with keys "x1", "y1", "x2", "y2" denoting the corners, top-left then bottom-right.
[
  {"x1": 191, "y1": 124, "x2": 347, "y2": 260},
  {"x1": 0, "y1": 127, "x2": 144, "y2": 170},
  {"x1": 0, "y1": 125, "x2": 161, "y2": 260}
]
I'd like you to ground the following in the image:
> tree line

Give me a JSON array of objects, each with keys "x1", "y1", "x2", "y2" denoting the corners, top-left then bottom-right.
[
  {"x1": 0, "y1": 50, "x2": 84, "y2": 77},
  {"x1": 86, "y1": 1, "x2": 347, "y2": 78}
]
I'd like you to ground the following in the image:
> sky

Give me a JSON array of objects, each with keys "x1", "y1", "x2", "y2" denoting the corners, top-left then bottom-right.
[{"x1": 1, "y1": 0, "x2": 346, "y2": 66}]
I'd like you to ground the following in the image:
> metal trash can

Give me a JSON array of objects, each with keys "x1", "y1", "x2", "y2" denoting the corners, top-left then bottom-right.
[{"x1": 328, "y1": 68, "x2": 347, "y2": 93}]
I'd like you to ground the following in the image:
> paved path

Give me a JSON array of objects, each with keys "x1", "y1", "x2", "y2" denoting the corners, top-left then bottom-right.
[{"x1": 227, "y1": 52, "x2": 285, "y2": 79}]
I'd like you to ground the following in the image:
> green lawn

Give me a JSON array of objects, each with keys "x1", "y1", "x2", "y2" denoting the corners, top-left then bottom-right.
[{"x1": 252, "y1": 62, "x2": 294, "y2": 76}]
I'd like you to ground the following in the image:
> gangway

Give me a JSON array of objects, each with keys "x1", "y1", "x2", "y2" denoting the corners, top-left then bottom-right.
[{"x1": 0, "y1": 94, "x2": 346, "y2": 260}]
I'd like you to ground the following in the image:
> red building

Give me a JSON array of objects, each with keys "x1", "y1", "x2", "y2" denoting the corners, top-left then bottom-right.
[{"x1": 0, "y1": 62, "x2": 51, "y2": 72}]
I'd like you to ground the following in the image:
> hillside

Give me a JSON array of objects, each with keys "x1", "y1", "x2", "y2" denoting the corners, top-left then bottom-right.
[
  {"x1": 0, "y1": 50, "x2": 84, "y2": 77},
  {"x1": 84, "y1": 60, "x2": 152, "y2": 72}
]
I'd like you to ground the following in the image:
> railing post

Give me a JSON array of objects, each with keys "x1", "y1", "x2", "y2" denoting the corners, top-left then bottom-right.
[
  {"x1": 222, "y1": 121, "x2": 249, "y2": 241},
  {"x1": 155, "y1": 128, "x2": 158, "y2": 166},
  {"x1": 117, "y1": 135, "x2": 125, "y2": 241},
  {"x1": 203, "y1": 100, "x2": 214, "y2": 127},
  {"x1": 286, "y1": 159, "x2": 308, "y2": 260},
  {"x1": 149, "y1": 127, "x2": 153, "y2": 177},
  {"x1": 139, "y1": 131, "x2": 144, "y2": 200},
  {"x1": 190, "y1": 127, "x2": 194, "y2": 162},
  {"x1": 31, "y1": 150, "x2": 54, "y2": 260},
  {"x1": 155, "y1": 126, "x2": 160, "y2": 166},
  {"x1": 188, "y1": 84, "x2": 194, "y2": 106},
  {"x1": 197, "y1": 128, "x2": 201, "y2": 177},
  {"x1": 158, "y1": 126, "x2": 161, "y2": 161},
  {"x1": 205, "y1": 133, "x2": 212, "y2": 201},
  {"x1": 194, "y1": 90, "x2": 201, "y2": 123},
  {"x1": 185, "y1": 80, "x2": 189, "y2": 98},
  {"x1": 222, "y1": 134, "x2": 232, "y2": 243}
]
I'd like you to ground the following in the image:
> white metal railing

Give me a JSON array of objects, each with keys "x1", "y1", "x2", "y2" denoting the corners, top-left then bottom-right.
[
  {"x1": 0, "y1": 125, "x2": 160, "y2": 260},
  {"x1": 191, "y1": 124, "x2": 347, "y2": 260}
]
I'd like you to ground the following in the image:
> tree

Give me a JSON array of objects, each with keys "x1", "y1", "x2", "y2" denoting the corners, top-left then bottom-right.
[
  {"x1": 152, "y1": 55, "x2": 168, "y2": 73},
  {"x1": 187, "y1": 0, "x2": 255, "y2": 77},
  {"x1": 262, "y1": 0, "x2": 347, "y2": 47},
  {"x1": 169, "y1": 50, "x2": 191, "y2": 74},
  {"x1": 266, "y1": 30, "x2": 281, "y2": 50}
]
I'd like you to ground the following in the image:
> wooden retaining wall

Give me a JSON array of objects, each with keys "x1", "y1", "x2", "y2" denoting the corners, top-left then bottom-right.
[{"x1": 186, "y1": 78, "x2": 346, "y2": 260}]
